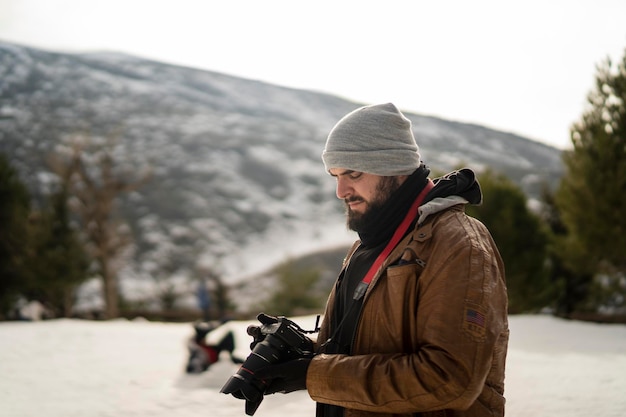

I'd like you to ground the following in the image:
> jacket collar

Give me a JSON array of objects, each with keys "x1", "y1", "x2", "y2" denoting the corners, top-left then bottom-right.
[{"x1": 418, "y1": 195, "x2": 469, "y2": 225}]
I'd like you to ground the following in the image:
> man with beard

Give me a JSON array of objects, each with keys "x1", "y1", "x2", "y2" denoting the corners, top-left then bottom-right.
[{"x1": 253, "y1": 103, "x2": 509, "y2": 417}]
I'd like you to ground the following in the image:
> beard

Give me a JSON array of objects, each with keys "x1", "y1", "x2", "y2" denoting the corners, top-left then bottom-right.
[{"x1": 345, "y1": 176, "x2": 402, "y2": 232}]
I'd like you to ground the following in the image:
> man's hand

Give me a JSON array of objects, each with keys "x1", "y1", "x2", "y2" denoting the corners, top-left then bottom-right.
[{"x1": 255, "y1": 358, "x2": 311, "y2": 394}]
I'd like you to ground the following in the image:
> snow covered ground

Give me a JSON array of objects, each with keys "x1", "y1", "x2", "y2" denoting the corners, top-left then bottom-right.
[{"x1": 1, "y1": 314, "x2": 625, "y2": 417}]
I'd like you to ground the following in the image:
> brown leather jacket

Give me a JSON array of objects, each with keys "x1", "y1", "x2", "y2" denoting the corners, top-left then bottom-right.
[{"x1": 306, "y1": 204, "x2": 509, "y2": 417}]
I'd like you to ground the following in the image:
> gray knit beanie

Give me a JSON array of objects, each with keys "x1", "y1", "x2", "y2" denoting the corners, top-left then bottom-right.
[{"x1": 322, "y1": 103, "x2": 421, "y2": 176}]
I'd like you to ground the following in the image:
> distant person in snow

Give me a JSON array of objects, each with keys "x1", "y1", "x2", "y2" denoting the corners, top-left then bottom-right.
[{"x1": 245, "y1": 103, "x2": 509, "y2": 416}]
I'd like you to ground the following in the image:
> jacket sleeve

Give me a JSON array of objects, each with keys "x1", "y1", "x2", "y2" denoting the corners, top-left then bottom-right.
[{"x1": 306, "y1": 214, "x2": 508, "y2": 414}]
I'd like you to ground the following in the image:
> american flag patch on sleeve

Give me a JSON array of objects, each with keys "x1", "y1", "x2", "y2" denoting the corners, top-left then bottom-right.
[
  {"x1": 462, "y1": 304, "x2": 488, "y2": 340},
  {"x1": 466, "y1": 308, "x2": 486, "y2": 327}
]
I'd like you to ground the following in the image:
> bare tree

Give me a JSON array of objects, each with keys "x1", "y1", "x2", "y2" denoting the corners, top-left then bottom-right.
[{"x1": 49, "y1": 136, "x2": 151, "y2": 318}]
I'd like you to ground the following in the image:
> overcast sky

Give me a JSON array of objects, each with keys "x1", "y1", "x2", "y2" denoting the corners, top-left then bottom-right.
[{"x1": 1, "y1": 0, "x2": 625, "y2": 149}]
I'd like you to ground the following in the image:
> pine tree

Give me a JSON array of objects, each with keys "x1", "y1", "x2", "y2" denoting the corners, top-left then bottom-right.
[
  {"x1": 555, "y1": 48, "x2": 626, "y2": 311},
  {"x1": 27, "y1": 185, "x2": 90, "y2": 317},
  {"x1": 539, "y1": 186, "x2": 593, "y2": 316},
  {"x1": 0, "y1": 154, "x2": 31, "y2": 317}
]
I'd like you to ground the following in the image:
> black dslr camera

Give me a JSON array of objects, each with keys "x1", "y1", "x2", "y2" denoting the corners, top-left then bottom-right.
[{"x1": 220, "y1": 314, "x2": 319, "y2": 416}]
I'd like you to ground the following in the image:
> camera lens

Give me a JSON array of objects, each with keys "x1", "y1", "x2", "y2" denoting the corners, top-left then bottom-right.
[
  {"x1": 220, "y1": 337, "x2": 284, "y2": 415},
  {"x1": 221, "y1": 316, "x2": 316, "y2": 416}
]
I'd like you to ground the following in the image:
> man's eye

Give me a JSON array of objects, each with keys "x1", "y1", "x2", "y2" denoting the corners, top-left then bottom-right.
[{"x1": 349, "y1": 173, "x2": 362, "y2": 180}]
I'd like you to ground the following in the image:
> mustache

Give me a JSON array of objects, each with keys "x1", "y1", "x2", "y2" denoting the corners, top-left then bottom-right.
[{"x1": 344, "y1": 196, "x2": 364, "y2": 204}]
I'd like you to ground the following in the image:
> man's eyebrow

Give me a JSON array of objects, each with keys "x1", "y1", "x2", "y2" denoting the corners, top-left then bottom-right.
[{"x1": 329, "y1": 169, "x2": 356, "y2": 177}]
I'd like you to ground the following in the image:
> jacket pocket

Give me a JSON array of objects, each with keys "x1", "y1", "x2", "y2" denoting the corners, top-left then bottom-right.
[
  {"x1": 358, "y1": 264, "x2": 422, "y2": 352},
  {"x1": 386, "y1": 263, "x2": 422, "y2": 317}
]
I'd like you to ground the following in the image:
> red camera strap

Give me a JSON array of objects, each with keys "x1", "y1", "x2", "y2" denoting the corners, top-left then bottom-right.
[{"x1": 352, "y1": 179, "x2": 434, "y2": 300}]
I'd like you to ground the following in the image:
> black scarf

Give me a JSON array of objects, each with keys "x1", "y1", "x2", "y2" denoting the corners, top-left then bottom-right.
[{"x1": 357, "y1": 165, "x2": 431, "y2": 248}]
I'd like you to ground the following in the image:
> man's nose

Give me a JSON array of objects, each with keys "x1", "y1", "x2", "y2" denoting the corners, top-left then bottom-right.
[{"x1": 336, "y1": 178, "x2": 351, "y2": 200}]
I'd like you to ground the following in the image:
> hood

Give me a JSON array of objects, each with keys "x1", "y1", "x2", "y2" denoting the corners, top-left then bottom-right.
[{"x1": 418, "y1": 168, "x2": 482, "y2": 224}]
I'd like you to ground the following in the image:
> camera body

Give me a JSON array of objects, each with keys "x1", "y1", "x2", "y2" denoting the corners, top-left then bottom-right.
[{"x1": 220, "y1": 315, "x2": 316, "y2": 416}]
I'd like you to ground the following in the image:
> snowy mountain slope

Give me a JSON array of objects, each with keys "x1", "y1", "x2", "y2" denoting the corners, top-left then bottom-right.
[{"x1": 0, "y1": 41, "x2": 563, "y2": 291}]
